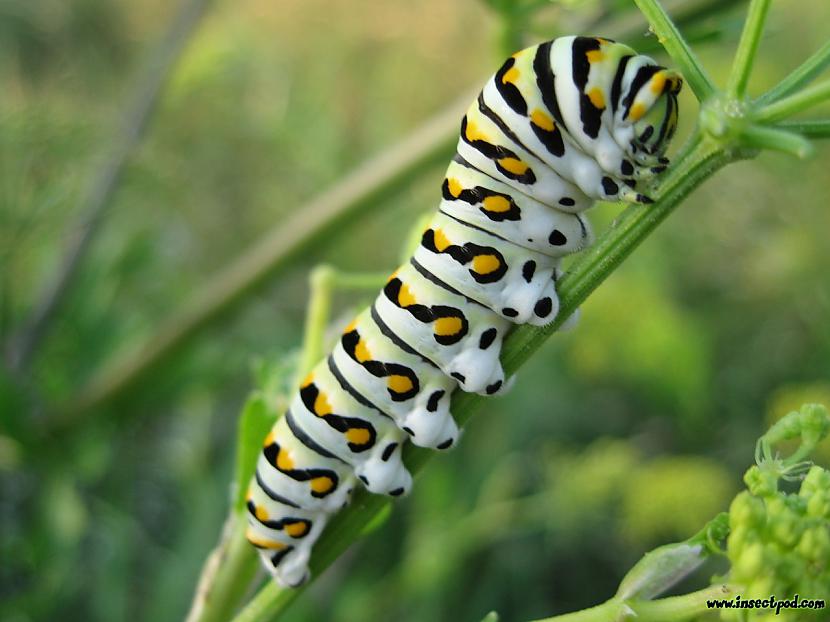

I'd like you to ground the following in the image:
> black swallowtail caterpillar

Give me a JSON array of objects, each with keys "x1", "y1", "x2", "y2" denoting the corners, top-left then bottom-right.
[{"x1": 245, "y1": 36, "x2": 682, "y2": 586}]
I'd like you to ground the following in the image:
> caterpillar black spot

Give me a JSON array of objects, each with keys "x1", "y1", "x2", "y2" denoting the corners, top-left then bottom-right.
[{"x1": 247, "y1": 35, "x2": 682, "y2": 587}]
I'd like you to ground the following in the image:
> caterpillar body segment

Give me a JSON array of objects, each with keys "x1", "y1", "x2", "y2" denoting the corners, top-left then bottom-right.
[
  {"x1": 293, "y1": 364, "x2": 412, "y2": 496},
  {"x1": 247, "y1": 35, "x2": 681, "y2": 587},
  {"x1": 245, "y1": 484, "x2": 326, "y2": 588},
  {"x1": 414, "y1": 212, "x2": 561, "y2": 326},
  {"x1": 375, "y1": 262, "x2": 511, "y2": 395},
  {"x1": 329, "y1": 308, "x2": 459, "y2": 450},
  {"x1": 256, "y1": 415, "x2": 355, "y2": 513},
  {"x1": 440, "y1": 159, "x2": 593, "y2": 258}
]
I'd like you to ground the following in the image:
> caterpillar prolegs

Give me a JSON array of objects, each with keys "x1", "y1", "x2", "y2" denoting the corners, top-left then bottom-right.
[{"x1": 245, "y1": 36, "x2": 682, "y2": 587}]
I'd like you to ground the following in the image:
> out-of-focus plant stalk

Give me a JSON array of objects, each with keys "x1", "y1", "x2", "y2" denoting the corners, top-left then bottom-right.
[
  {"x1": 4, "y1": 0, "x2": 214, "y2": 372},
  {"x1": 55, "y1": 94, "x2": 469, "y2": 429}
]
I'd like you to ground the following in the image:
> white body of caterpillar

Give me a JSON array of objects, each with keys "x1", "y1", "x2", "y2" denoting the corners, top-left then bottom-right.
[{"x1": 245, "y1": 36, "x2": 682, "y2": 587}]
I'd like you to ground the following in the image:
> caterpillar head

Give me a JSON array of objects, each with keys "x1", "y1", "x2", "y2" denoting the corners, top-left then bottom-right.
[{"x1": 620, "y1": 65, "x2": 683, "y2": 162}]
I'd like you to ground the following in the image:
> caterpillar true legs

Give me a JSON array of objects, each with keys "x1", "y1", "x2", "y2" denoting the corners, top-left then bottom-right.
[{"x1": 246, "y1": 35, "x2": 682, "y2": 586}]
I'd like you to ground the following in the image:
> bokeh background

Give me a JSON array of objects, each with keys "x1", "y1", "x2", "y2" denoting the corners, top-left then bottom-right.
[{"x1": 2, "y1": 0, "x2": 830, "y2": 621}]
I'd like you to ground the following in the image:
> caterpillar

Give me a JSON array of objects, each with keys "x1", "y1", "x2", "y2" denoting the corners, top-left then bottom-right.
[{"x1": 245, "y1": 36, "x2": 682, "y2": 587}]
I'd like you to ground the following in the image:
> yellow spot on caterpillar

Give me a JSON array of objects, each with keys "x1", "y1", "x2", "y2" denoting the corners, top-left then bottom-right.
[
  {"x1": 301, "y1": 373, "x2": 314, "y2": 388},
  {"x1": 629, "y1": 102, "x2": 647, "y2": 122},
  {"x1": 432, "y1": 228, "x2": 451, "y2": 252},
  {"x1": 586, "y1": 49, "x2": 604, "y2": 63},
  {"x1": 387, "y1": 270, "x2": 399, "y2": 282},
  {"x1": 502, "y1": 66, "x2": 520, "y2": 84},
  {"x1": 397, "y1": 282, "x2": 417, "y2": 307},
  {"x1": 387, "y1": 374, "x2": 414, "y2": 394},
  {"x1": 276, "y1": 448, "x2": 295, "y2": 471},
  {"x1": 343, "y1": 320, "x2": 357, "y2": 334},
  {"x1": 498, "y1": 157, "x2": 529, "y2": 175},
  {"x1": 345, "y1": 427, "x2": 371, "y2": 446},
  {"x1": 310, "y1": 476, "x2": 334, "y2": 494},
  {"x1": 354, "y1": 338, "x2": 371, "y2": 363},
  {"x1": 447, "y1": 177, "x2": 463, "y2": 197},
  {"x1": 650, "y1": 72, "x2": 667, "y2": 94},
  {"x1": 472, "y1": 254, "x2": 500, "y2": 275},
  {"x1": 668, "y1": 75, "x2": 682, "y2": 93},
  {"x1": 255, "y1": 504, "x2": 269, "y2": 521},
  {"x1": 530, "y1": 108, "x2": 555, "y2": 131},
  {"x1": 482, "y1": 195, "x2": 511, "y2": 213},
  {"x1": 465, "y1": 120, "x2": 489, "y2": 142},
  {"x1": 434, "y1": 316, "x2": 462, "y2": 337},
  {"x1": 314, "y1": 391, "x2": 332, "y2": 416},
  {"x1": 246, "y1": 528, "x2": 287, "y2": 550},
  {"x1": 588, "y1": 87, "x2": 606, "y2": 109},
  {"x1": 284, "y1": 522, "x2": 308, "y2": 538},
  {"x1": 264, "y1": 431, "x2": 275, "y2": 447}
]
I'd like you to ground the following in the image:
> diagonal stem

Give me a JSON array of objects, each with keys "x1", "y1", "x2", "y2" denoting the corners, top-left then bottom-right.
[
  {"x1": 753, "y1": 78, "x2": 830, "y2": 123},
  {"x1": 633, "y1": 0, "x2": 717, "y2": 101},
  {"x1": 727, "y1": 0, "x2": 772, "y2": 98},
  {"x1": 229, "y1": 138, "x2": 742, "y2": 622},
  {"x1": 738, "y1": 123, "x2": 814, "y2": 158},
  {"x1": 52, "y1": 93, "x2": 469, "y2": 431},
  {"x1": 4, "y1": 0, "x2": 214, "y2": 372},
  {"x1": 757, "y1": 39, "x2": 830, "y2": 105},
  {"x1": 774, "y1": 119, "x2": 830, "y2": 138}
]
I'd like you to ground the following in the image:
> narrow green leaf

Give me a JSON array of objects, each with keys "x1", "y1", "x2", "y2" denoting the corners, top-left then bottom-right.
[
  {"x1": 633, "y1": 0, "x2": 717, "y2": 101},
  {"x1": 727, "y1": 0, "x2": 772, "y2": 98}
]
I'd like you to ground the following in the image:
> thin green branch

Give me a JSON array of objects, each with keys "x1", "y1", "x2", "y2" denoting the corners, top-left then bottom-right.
[
  {"x1": 296, "y1": 266, "x2": 335, "y2": 383},
  {"x1": 185, "y1": 516, "x2": 260, "y2": 622},
  {"x1": 529, "y1": 584, "x2": 737, "y2": 622},
  {"x1": 727, "y1": 0, "x2": 772, "y2": 98},
  {"x1": 53, "y1": 93, "x2": 470, "y2": 431},
  {"x1": 753, "y1": 78, "x2": 830, "y2": 122},
  {"x1": 738, "y1": 123, "x2": 814, "y2": 158},
  {"x1": 775, "y1": 119, "x2": 830, "y2": 138},
  {"x1": 296, "y1": 267, "x2": 387, "y2": 384},
  {"x1": 3, "y1": 0, "x2": 214, "y2": 372},
  {"x1": 633, "y1": 0, "x2": 717, "y2": 101},
  {"x1": 757, "y1": 39, "x2": 830, "y2": 105},
  {"x1": 230, "y1": 138, "x2": 743, "y2": 622}
]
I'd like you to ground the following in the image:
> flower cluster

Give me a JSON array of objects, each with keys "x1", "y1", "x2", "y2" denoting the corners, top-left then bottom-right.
[{"x1": 722, "y1": 405, "x2": 830, "y2": 621}]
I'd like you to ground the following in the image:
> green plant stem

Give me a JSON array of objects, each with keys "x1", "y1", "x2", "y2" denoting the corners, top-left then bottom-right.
[
  {"x1": 296, "y1": 267, "x2": 335, "y2": 383},
  {"x1": 738, "y1": 123, "x2": 814, "y2": 158},
  {"x1": 775, "y1": 119, "x2": 830, "y2": 138},
  {"x1": 633, "y1": 0, "x2": 716, "y2": 101},
  {"x1": 530, "y1": 584, "x2": 738, "y2": 622},
  {"x1": 296, "y1": 267, "x2": 387, "y2": 383},
  {"x1": 757, "y1": 39, "x2": 830, "y2": 105},
  {"x1": 727, "y1": 0, "x2": 772, "y2": 98},
  {"x1": 185, "y1": 516, "x2": 260, "y2": 622},
  {"x1": 53, "y1": 92, "x2": 469, "y2": 431},
  {"x1": 754, "y1": 78, "x2": 830, "y2": 123},
  {"x1": 4, "y1": 0, "x2": 214, "y2": 373},
  {"x1": 230, "y1": 137, "x2": 743, "y2": 622}
]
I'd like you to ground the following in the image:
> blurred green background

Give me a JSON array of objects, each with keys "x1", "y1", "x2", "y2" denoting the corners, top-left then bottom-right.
[{"x1": 1, "y1": 0, "x2": 829, "y2": 621}]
